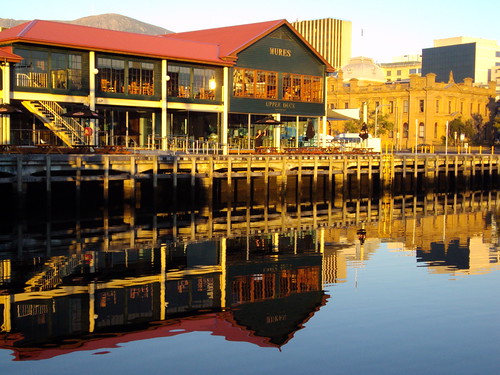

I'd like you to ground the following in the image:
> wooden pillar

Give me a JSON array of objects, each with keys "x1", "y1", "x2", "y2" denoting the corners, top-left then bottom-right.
[
  {"x1": 45, "y1": 155, "x2": 52, "y2": 214},
  {"x1": 172, "y1": 156, "x2": 178, "y2": 211},
  {"x1": 246, "y1": 155, "x2": 252, "y2": 210},
  {"x1": 278, "y1": 156, "x2": 288, "y2": 216},
  {"x1": 356, "y1": 155, "x2": 361, "y2": 197},
  {"x1": 313, "y1": 156, "x2": 318, "y2": 200},
  {"x1": 327, "y1": 157, "x2": 333, "y2": 203},
  {"x1": 297, "y1": 156, "x2": 303, "y2": 214},
  {"x1": 191, "y1": 157, "x2": 196, "y2": 209},
  {"x1": 342, "y1": 157, "x2": 348, "y2": 198},
  {"x1": 124, "y1": 156, "x2": 136, "y2": 203},
  {"x1": 368, "y1": 156, "x2": 373, "y2": 196},
  {"x1": 75, "y1": 156, "x2": 82, "y2": 204},
  {"x1": 227, "y1": 157, "x2": 232, "y2": 237},
  {"x1": 264, "y1": 156, "x2": 269, "y2": 222},
  {"x1": 103, "y1": 155, "x2": 110, "y2": 204}
]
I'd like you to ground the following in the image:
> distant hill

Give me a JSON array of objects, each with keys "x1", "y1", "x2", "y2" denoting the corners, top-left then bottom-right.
[{"x1": 0, "y1": 13, "x2": 173, "y2": 35}]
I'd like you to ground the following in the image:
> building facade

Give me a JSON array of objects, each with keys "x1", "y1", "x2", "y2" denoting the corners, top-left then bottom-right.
[
  {"x1": 166, "y1": 22, "x2": 334, "y2": 149},
  {"x1": 0, "y1": 19, "x2": 333, "y2": 151},
  {"x1": 291, "y1": 18, "x2": 352, "y2": 70},
  {"x1": 422, "y1": 37, "x2": 500, "y2": 95},
  {"x1": 380, "y1": 55, "x2": 422, "y2": 83},
  {"x1": 328, "y1": 68, "x2": 496, "y2": 148}
]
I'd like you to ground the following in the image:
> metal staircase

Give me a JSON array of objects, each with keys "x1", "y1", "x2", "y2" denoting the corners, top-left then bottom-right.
[{"x1": 22, "y1": 100, "x2": 87, "y2": 146}]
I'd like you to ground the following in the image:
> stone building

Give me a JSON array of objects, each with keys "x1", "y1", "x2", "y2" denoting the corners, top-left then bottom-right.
[{"x1": 328, "y1": 57, "x2": 496, "y2": 148}]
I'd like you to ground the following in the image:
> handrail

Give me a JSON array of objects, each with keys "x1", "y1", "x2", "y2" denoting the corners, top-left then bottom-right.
[
  {"x1": 150, "y1": 136, "x2": 223, "y2": 154},
  {"x1": 38, "y1": 101, "x2": 86, "y2": 145}
]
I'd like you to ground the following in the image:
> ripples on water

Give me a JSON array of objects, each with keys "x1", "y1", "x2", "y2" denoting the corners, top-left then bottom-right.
[{"x1": 0, "y1": 191, "x2": 499, "y2": 374}]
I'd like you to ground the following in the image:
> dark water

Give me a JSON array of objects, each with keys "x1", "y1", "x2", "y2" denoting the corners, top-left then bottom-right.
[{"x1": 1, "y1": 191, "x2": 499, "y2": 374}]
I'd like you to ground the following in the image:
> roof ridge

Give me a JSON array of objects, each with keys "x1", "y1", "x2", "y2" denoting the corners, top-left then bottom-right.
[{"x1": 18, "y1": 19, "x2": 38, "y2": 37}]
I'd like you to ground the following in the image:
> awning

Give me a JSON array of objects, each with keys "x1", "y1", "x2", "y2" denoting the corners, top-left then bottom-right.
[{"x1": 327, "y1": 108, "x2": 360, "y2": 121}]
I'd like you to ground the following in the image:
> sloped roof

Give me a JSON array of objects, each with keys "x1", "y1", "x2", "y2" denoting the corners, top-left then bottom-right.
[
  {"x1": 164, "y1": 19, "x2": 335, "y2": 71},
  {"x1": 0, "y1": 46, "x2": 23, "y2": 63},
  {"x1": 0, "y1": 20, "x2": 228, "y2": 65},
  {"x1": 0, "y1": 312, "x2": 279, "y2": 361}
]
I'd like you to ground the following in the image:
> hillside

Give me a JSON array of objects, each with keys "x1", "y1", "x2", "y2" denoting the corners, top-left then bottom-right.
[{"x1": 0, "y1": 13, "x2": 173, "y2": 35}]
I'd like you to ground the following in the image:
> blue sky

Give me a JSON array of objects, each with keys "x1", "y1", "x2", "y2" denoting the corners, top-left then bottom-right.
[{"x1": 2, "y1": 0, "x2": 498, "y2": 63}]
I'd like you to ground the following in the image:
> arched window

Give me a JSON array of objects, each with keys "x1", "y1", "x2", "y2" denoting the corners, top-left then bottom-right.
[
  {"x1": 403, "y1": 122, "x2": 409, "y2": 138},
  {"x1": 419, "y1": 122, "x2": 425, "y2": 138},
  {"x1": 434, "y1": 122, "x2": 438, "y2": 138}
]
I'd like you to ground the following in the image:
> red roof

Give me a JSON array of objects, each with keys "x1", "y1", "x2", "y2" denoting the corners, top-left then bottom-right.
[
  {"x1": 164, "y1": 20, "x2": 285, "y2": 61},
  {"x1": 165, "y1": 19, "x2": 335, "y2": 71},
  {"x1": 0, "y1": 20, "x2": 228, "y2": 65},
  {"x1": 0, "y1": 19, "x2": 333, "y2": 71},
  {"x1": 0, "y1": 46, "x2": 23, "y2": 63}
]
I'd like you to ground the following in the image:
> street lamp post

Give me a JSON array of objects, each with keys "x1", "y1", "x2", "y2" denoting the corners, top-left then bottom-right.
[
  {"x1": 445, "y1": 120, "x2": 449, "y2": 155},
  {"x1": 445, "y1": 112, "x2": 459, "y2": 155},
  {"x1": 375, "y1": 104, "x2": 390, "y2": 137}
]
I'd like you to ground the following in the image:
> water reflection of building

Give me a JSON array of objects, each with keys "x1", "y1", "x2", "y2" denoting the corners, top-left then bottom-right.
[
  {"x1": 1, "y1": 190, "x2": 499, "y2": 359},
  {"x1": 0, "y1": 233, "x2": 329, "y2": 359}
]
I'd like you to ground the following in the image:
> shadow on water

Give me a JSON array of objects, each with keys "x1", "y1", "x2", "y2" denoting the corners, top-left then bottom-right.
[{"x1": 0, "y1": 170, "x2": 499, "y2": 360}]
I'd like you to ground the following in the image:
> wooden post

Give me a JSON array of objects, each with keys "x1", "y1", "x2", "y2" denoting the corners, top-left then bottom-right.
[
  {"x1": 356, "y1": 155, "x2": 361, "y2": 197},
  {"x1": 75, "y1": 156, "x2": 82, "y2": 203},
  {"x1": 297, "y1": 156, "x2": 303, "y2": 213},
  {"x1": 327, "y1": 157, "x2": 333, "y2": 204},
  {"x1": 313, "y1": 156, "x2": 318, "y2": 200},
  {"x1": 368, "y1": 156, "x2": 373, "y2": 196},
  {"x1": 227, "y1": 157, "x2": 232, "y2": 236},
  {"x1": 264, "y1": 156, "x2": 269, "y2": 221},
  {"x1": 103, "y1": 155, "x2": 110, "y2": 204},
  {"x1": 246, "y1": 155, "x2": 252, "y2": 209},
  {"x1": 45, "y1": 156, "x2": 52, "y2": 213},
  {"x1": 191, "y1": 157, "x2": 196, "y2": 209}
]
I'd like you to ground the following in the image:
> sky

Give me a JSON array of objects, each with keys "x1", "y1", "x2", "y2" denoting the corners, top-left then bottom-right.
[{"x1": 2, "y1": 0, "x2": 498, "y2": 63}]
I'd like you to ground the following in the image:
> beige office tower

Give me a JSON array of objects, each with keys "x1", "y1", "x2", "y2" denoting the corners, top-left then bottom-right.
[{"x1": 292, "y1": 18, "x2": 352, "y2": 70}]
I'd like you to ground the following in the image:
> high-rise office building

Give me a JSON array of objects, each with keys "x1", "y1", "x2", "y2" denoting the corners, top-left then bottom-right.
[
  {"x1": 291, "y1": 18, "x2": 352, "y2": 70},
  {"x1": 422, "y1": 37, "x2": 499, "y2": 90}
]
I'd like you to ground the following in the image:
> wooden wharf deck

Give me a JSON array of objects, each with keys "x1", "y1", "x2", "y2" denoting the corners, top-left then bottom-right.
[{"x1": 0, "y1": 152, "x2": 498, "y2": 202}]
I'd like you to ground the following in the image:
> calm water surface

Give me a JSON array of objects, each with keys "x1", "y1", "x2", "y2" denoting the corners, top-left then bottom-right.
[{"x1": 1, "y1": 193, "x2": 499, "y2": 375}]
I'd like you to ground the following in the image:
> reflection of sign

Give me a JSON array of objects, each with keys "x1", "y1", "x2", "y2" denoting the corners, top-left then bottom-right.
[
  {"x1": 266, "y1": 314, "x2": 287, "y2": 324},
  {"x1": 269, "y1": 48, "x2": 292, "y2": 57}
]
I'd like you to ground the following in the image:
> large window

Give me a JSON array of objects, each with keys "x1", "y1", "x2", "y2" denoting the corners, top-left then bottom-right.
[
  {"x1": 15, "y1": 49, "x2": 48, "y2": 88},
  {"x1": 168, "y1": 64, "x2": 218, "y2": 100},
  {"x1": 97, "y1": 57, "x2": 156, "y2": 96},
  {"x1": 51, "y1": 53, "x2": 82, "y2": 90},
  {"x1": 98, "y1": 58, "x2": 125, "y2": 93},
  {"x1": 233, "y1": 68, "x2": 277, "y2": 99},
  {"x1": 282, "y1": 73, "x2": 323, "y2": 103},
  {"x1": 193, "y1": 68, "x2": 216, "y2": 99},
  {"x1": 128, "y1": 61, "x2": 154, "y2": 95},
  {"x1": 15, "y1": 49, "x2": 83, "y2": 90}
]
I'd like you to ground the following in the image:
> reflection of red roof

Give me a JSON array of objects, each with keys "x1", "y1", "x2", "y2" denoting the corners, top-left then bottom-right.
[
  {"x1": 0, "y1": 20, "x2": 227, "y2": 65},
  {"x1": 1, "y1": 293, "x2": 329, "y2": 361},
  {"x1": 0, "y1": 312, "x2": 277, "y2": 361}
]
